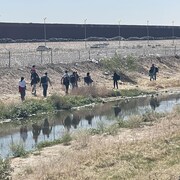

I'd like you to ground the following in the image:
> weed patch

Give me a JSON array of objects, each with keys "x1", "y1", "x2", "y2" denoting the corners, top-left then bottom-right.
[
  {"x1": 10, "y1": 143, "x2": 28, "y2": 157},
  {"x1": 0, "y1": 158, "x2": 12, "y2": 180}
]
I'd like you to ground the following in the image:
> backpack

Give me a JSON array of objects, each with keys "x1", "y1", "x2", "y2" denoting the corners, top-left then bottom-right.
[
  {"x1": 70, "y1": 74, "x2": 75, "y2": 83},
  {"x1": 117, "y1": 74, "x2": 120, "y2": 80},
  {"x1": 63, "y1": 76, "x2": 69, "y2": 85},
  {"x1": 41, "y1": 76, "x2": 47, "y2": 84},
  {"x1": 84, "y1": 76, "x2": 93, "y2": 85},
  {"x1": 36, "y1": 75, "x2": 40, "y2": 83},
  {"x1": 155, "y1": 67, "x2": 159, "y2": 73},
  {"x1": 31, "y1": 72, "x2": 40, "y2": 84}
]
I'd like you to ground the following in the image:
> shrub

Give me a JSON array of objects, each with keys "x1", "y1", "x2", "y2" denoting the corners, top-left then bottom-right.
[
  {"x1": 9, "y1": 143, "x2": 28, "y2": 157},
  {"x1": 61, "y1": 132, "x2": 72, "y2": 146},
  {"x1": 101, "y1": 54, "x2": 122, "y2": 72},
  {"x1": 0, "y1": 158, "x2": 12, "y2": 180},
  {"x1": 125, "y1": 55, "x2": 137, "y2": 71},
  {"x1": 2, "y1": 99, "x2": 52, "y2": 119},
  {"x1": 120, "y1": 89, "x2": 146, "y2": 97},
  {"x1": 48, "y1": 93, "x2": 69, "y2": 110},
  {"x1": 37, "y1": 139, "x2": 62, "y2": 149}
]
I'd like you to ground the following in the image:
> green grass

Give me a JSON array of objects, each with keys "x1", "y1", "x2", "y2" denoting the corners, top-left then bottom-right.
[
  {"x1": 120, "y1": 88, "x2": 148, "y2": 97},
  {"x1": 0, "y1": 99, "x2": 52, "y2": 119},
  {"x1": 37, "y1": 132, "x2": 72, "y2": 149},
  {"x1": 0, "y1": 95, "x2": 98, "y2": 120}
]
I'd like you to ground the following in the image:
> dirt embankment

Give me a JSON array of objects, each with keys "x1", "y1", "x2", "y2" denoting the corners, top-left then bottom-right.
[
  {"x1": 3, "y1": 55, "x2": 180, "y2": 180},
  {"x1": 0, "y1": 55, "x2": 180, "y2": 104}
]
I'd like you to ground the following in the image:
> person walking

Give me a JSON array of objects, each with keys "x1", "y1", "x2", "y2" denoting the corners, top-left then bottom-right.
[
  {"x1": 69, "y1": 72, "x2": 76, "y2": 89},
  {"x1": 40, "y1": 72, "x2": 52, "y2": 97},
  {"x1": 61, "y1": 70, "x2": 70, "y2": 94},
  {"x1": 30, "y1": 65, "x2": 36, "y2": 74},
  {"x1": 149, "y1": 64, "x2": 158, "y2": 81},
  {"x1": 74, "y1": 71, "x2": 80, "y2": 87},
  {"x1": 31, "y1": 71, "x2": 40, "y2": 96},
  {"x1": 84, "y1": 72, "x2": 93, "y2": 86},
  {"x1": 19, "y1": 77, "x2": 26, "y2": 101},
  {"x1": 113, "y1": 72, "x2": 120, "y2": 89}
]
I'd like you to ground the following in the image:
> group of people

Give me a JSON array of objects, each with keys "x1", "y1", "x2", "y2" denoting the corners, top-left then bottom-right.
[
  {"x1": 18, "y1": 65, "x2": 52, "y2": 101},
  {"x1": 18, "y1": 64, "x2": 158, "y2": 101},
  {"x1": 112, "y1": 63, "x2": 159, "y2": 89},
  {"x1": 18, "y1": 65, "x2": 94, "y2": 101}
]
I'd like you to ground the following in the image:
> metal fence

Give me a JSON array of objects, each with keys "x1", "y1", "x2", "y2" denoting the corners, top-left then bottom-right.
[{"x1": 0, "y1": 44, "x2": 179, "y2": 68}]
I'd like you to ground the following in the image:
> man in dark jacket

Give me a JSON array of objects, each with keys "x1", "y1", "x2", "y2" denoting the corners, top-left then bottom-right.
[
  {"x1": 113, "y1": 72, "x2": 120, "y2": 89},
  {"x1": 84, "y1": 72, "x2": 93, "y2": 86},
  {"x1": 31, "y1": 71, "x2": 40, "y2": 96},
  {"x1": 40, "y1": 72, "x2": 52, "y2": 97},
  {"x1": 149, "y1": 64, "x2": 158, "y2": 81},
  {"x1": 61, "y1": 70, "x2": 70, "y2": 94}
]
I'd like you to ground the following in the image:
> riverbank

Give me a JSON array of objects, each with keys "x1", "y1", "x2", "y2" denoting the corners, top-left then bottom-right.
[
  {"x1": 1, "y1": 54, "x2": 180, "y2": 179},
  {"x1": 10, "y1": 105, "x2": 180, "y2": 180},
  {"x1": 0, "y1": 55, "x2": 180, "y2": 105}
]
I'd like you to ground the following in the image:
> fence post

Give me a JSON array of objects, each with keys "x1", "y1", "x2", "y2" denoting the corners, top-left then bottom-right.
[
  {"x1": 174, "y1": 46, "x2": 176, "y2": 55},
  {"x1": 88, "y1": 50, "x2": 91, "y2": 60},
  {"x1": 50, "y1": 49, "x2": 53, "y2": 64},
  {"x1": 8, "y1": 51, "x2": 11, "y2": 68},
  {"x1": 41, "y1": 51, "x2": 43, "y2": 64},
  {"x1": 164, "y1": 47, "x2": 166, "y2": 56},
  {"x1": 78, "y1": 50, "x2": 80, "y2": 60}
]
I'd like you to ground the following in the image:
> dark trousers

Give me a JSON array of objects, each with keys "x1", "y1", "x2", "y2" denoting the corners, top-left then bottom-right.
[
  {"x1": 150, "y1": 73, "x2": 157, "y2": 81},
  {"x1": 113, "y1": 80, "x2": 118, "y2": 89},
  {"x1": 65, "y1": 84, "x2": 69, "y2": 94},
  {"x1": 20, "y1": 88, "x2": 26, "y2": 101},
  {"x1": 42, "y1": 84, "x2": 48, "y2": 97}
]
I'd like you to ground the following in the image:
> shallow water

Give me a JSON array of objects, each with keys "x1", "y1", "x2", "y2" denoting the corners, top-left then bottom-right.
[{"x1": 0, "y1": 93, "x2": 179, "y2": 158}]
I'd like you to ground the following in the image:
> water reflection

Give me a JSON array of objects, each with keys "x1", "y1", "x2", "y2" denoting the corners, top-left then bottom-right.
[
  {"x1": 64, "y1": 115, "x2": 72, "y2": 132},
  {"x1": 150, "y1": 95, "x2": 160, "y2": 110},
  {"x1": 32, "y1": 123, "x2": 41, "y2": 144},
  {"x1": 72, "y1": 113, "x2": 81, "y2": 129},
  {"x1": 42, "y1": 118, "x2": 52, "y2": 139},
  {"x1": 0, "y1": 93, "x2": 180, "y2": 158},
  {"x1": 85, "y1": 115, "x2": 94, "y2": 126},
  {"x1": 113, "y1": 106, "x2": 122, "y2": 117},
  {"x1": 20, "y1": 125, "x2": 28, "y2": 142}
]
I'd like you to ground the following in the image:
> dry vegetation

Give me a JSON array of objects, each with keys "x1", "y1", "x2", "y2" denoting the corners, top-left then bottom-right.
[
  {"x1": 0, "y1": 40, "x2": 180, "y2": 180},
  {"x1": 11, "y1": 106, "x2": 180, "y2": 180}
]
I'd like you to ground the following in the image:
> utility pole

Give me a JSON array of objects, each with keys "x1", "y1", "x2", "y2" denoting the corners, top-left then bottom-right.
[
  {"x1": 147, "y1": 20, "x2": 149, "y2": 46},
  {"x1": 84, "y1": 19, "x2": 87, "y2": 48},
  {"x1": 44, "y1": 17, "x2": 47, "y2": 46},
  {"x1": 172, "y1": 21, "x2": 175, "y2": 46},
  {"x1": 118, "y1": 20, "x2": 121, "y2": 48}
]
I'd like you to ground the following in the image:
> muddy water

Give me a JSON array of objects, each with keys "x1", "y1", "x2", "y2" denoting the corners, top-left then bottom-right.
[{"x1": 0, "y1": 93, "x2": 179, "y2": 158}]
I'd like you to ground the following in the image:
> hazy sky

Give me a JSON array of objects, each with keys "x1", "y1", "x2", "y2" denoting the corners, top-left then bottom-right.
[{"x1": 0, "y1": 0, "x2": 179, "y2": 26}]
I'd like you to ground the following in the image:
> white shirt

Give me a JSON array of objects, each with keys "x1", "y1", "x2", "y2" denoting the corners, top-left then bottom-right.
[{"x1": 19, "y1": 80, "x2": 26, "y2": 88}]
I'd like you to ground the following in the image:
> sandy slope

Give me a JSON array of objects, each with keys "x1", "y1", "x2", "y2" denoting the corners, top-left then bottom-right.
[{"x1": 0, "y1": 55, "x2": 180, "y2": 105}]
